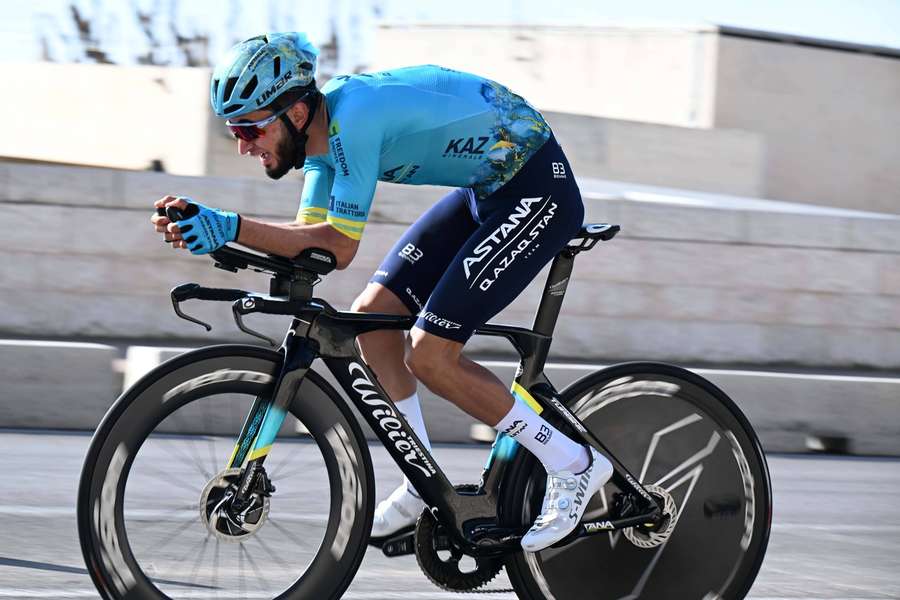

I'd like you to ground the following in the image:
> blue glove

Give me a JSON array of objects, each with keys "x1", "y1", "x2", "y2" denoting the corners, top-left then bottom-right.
[{"x1": 173, "y1": 199, "x2": 241, "y2": 255}]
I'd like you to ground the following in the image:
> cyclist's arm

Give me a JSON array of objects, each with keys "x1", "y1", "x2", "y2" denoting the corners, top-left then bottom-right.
[
  {"x1": 321, "y1": 87, "x2": 381, "y2": 242},
  {"x1": 235, "y1": 160, "x2": 358, "y2": 268},
  {"x1": 235, "y1": 218, "x2": 358, "y2": 269},
  {"x1": 238, "y1": 88, "x2": 383, "y2": 267}
]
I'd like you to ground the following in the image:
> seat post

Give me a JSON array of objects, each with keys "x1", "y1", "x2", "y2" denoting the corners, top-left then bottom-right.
[{"x1": 532, "y1": 249, "x2": 576, "y2": 337}]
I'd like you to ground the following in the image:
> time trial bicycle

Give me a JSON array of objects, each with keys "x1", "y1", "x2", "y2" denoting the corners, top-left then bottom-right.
[{"x1": 78, "y1": 213, "x2": 771, "y2": 599}]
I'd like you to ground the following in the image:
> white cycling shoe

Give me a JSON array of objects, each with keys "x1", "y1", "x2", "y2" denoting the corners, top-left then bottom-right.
[
  {"x1": 370, "y1": 483, "x2": 425, "y2": 540},
  {"x1": 521, "y1": 447, "x2": 613, "y2": 553}
]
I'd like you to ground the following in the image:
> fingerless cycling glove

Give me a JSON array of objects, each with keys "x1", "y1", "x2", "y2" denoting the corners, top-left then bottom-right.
[{"x1": 174, "y1": 199, "x2": 241, "y2": 255}]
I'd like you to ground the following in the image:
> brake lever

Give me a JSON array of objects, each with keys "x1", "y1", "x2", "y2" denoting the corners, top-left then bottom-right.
[
  {"x1": 171, "y1": 284, "x2": 213, "y2": 331},
  {"x1": 232, "y1": 297, "x2": 278, "y2": 347},
  {"x1": 170, "y1": 283, "x2": 251, "y2": 332}
]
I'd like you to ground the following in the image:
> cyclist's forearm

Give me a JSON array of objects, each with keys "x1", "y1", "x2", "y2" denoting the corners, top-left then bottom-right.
[{"x1": 236, "y1": 217, "x2": 358, "y2": 268}]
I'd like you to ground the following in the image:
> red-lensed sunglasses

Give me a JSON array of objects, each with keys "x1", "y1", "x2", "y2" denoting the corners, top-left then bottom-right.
[{"x1": 225, "y1": 102, "x2": 296, "y2": 141}]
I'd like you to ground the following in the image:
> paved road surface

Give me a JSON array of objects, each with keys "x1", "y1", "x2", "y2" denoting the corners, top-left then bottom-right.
[{"x1": 1, "y1": 430, "x2": 898, "y2": 599}]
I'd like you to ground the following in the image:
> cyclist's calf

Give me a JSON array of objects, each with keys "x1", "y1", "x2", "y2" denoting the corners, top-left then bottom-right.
[
  {"x1": 351, "y1": 283, "x2": 416, "y2": 400},
  {"x1": 406, "y1": 329, "x2": 513, "y2": 425}
]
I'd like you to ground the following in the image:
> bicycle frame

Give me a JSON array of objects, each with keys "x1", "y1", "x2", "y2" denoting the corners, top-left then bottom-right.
[{"x1": 220, "y1": 247, "x2": 661, "y2": 556}]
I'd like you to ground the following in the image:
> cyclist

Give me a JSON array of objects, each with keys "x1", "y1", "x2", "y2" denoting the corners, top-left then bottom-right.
[{"x1": 151, "y1": 32, "x2": 613, "y2": 552}]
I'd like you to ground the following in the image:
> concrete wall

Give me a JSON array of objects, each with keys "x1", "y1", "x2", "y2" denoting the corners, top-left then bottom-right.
[
  {"x1": 714, "y1": 35, "x2": 900, "y2": 213},
  {"x1": 8, "y1": 32, "x2": 898, "y2": 214},
  {"x1": 2, "y1": 160, "x2": 899, "y2": 370},
  {"x1": 545, "y1": 111, "x2": 764, "y2": 196},
  {"x1": 372, "y1": 24, "x2": 900, "y2": 214},
  {"x1": 0, "y1": 63, "x2": 211, "y2": 175},
  {"x1": 372, "y1": 24, "x2": 719, "y2": 127},
  {"x1": 4, "y1": 341, "x2": 899, "y2": 455}
]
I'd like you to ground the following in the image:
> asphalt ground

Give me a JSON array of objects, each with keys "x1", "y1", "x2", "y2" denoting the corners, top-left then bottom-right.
[{"x1": 1, "y1": 430, "x2": 898, "y2": 599}]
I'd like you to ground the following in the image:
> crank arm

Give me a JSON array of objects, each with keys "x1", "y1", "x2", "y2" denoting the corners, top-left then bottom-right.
[{"x1": 577, "y1": 509, "x2": 662, "y2": 537}]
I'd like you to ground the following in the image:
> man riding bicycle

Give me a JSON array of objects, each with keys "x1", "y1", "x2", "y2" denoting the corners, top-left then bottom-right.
[{"x1": 151, "y1": 31, "x2": 613, "y2": 553}]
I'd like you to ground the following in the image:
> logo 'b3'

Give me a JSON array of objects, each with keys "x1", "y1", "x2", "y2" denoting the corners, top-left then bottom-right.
[{"x1": 399, "y1": 243, "x2": 423, "y2": 264}]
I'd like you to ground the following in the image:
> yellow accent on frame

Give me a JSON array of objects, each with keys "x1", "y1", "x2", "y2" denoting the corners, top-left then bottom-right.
[
  {"x1": 247, "y1": 445, "x2": 272, "y2": 461},
  {"x1": 227, "y1": 444, "x2": 240, "y2": 468}
]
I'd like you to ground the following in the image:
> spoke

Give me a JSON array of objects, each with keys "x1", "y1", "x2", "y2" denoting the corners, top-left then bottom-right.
[
  {"x1": 167, "y1": 409, "x2": 215, "y2": 480},
  {"x1": 212, "y1": 538, "x2": 221, "y2": 599},
  {"x1": 186, "y1": 437, "x2": 214, "y2": 480},
  {"x1": 127, "y1": 507, "x2": 200, "y2": 536},
  {"x1": 267, "y1": 517, "x2": 323, "y2": 552},
  {"x1": 238, "y1": 540, "x2": 247, "y2": 600},
  {"x1": 266, "y1": 492, "x2": 327, "y2": 502},
  {"x1": 270, "y1": 458, "x2": 324, "y2": 482},
  {"x1": 206, "y1": 432, "x2": 222, "y2": 477},
  {"x1": 135, "y1": 461, "x2": 204, "y2": 495},
  {"x1": 143, "y1": 513, "x2": 203, "y2": 558},
  {"x1": 254, "y1": 532, "x2": 296, "y2": 572},
  {"x1": 240, "y1": 542, "x2": 271, "y2": 593},
  {"x1": 186, "y1": 534, "x2": 212, "y2": 592},
  {"x1": 157, "y1": 436, "x2": 214, "y2": 482},
  {"x1": 267, "y1": 446, "x2": 302, "y2": 480},
  {"x1": 268, "y1": 446, "x2": 319, "y2": 481}
]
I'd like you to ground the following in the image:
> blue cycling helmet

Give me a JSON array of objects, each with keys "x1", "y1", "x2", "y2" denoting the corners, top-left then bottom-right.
[{"x1": 211, "y1": 32, "x2": 319, "y2": 118}]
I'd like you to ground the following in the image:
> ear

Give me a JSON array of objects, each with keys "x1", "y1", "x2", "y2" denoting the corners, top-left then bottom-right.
[{"x1": 287, "y1": 100, "x2": 310, "y2": 129}]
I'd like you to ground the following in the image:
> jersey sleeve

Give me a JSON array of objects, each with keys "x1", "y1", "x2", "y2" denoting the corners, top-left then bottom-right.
[
  {"x1": 297, "y1": 156, "x2": 333, "y2": 224},
  {"x1": 324, "y1": 89, "x2": 383, "y2": 240}
]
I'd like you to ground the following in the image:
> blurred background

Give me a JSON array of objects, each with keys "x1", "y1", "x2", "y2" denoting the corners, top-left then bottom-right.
[{"x1": 1, "y1": 1, "x2": 899, "y2": 596}]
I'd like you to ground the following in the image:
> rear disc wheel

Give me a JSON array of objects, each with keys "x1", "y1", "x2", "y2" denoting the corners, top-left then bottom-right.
[{"x1": 505, "y1": 362, "x2": 772, "y2": 600}]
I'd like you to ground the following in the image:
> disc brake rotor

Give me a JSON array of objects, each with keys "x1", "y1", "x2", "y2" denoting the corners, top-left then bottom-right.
[
  {"x1": 199, "y1": 467, "x2": 270, "y2": 543},
  {"x1": 623, "y1": 483, "x2": 678, "y2": 549}
]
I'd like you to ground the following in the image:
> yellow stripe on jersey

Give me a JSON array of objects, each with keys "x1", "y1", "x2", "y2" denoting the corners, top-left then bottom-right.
[
  {"x1": 297, "y1": 206, "x2": 328, "y2": 224},
  {"x1": 326, "y1": 214, "x2": 366, "y2": 240}
]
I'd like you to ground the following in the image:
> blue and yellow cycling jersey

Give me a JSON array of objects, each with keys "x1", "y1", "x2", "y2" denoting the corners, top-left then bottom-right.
[{"x1": 297, "y1": 65, "x2": 551, "y2": 240}]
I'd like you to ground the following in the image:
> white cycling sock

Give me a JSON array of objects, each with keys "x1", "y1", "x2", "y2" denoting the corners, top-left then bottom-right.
[
  {"x1": 494, "y1": 397, "x2": 589, "y2": 474},
  {"x1": 394, "y1": 392, "x2": 431, "y2": 497}
]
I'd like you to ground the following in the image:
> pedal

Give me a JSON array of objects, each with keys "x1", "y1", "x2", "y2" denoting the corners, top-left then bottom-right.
[{"x1": 380, "y1": 529, "x2": 416, "y2": 557}]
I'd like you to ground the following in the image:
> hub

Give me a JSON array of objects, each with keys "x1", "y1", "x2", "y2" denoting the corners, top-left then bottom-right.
[
  {"x1": 624, "y1": 484, "x2": 678, "y2": 549},
  {"x1": 199, "y1": 467, "x2": 272, "y2": 542}
]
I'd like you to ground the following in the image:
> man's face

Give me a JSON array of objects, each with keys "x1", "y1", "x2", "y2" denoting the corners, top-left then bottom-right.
[{"x1": 233, "y1": 108, "x2": 296, "y2": 180}]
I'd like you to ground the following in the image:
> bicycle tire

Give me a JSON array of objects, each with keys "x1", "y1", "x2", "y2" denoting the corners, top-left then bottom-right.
[
  {"x1": 77, "y1": 344, "x2": 375, "y2": 600},
  {"x1": 503, "y1": 362, "x2": 772, "y2": 600}
]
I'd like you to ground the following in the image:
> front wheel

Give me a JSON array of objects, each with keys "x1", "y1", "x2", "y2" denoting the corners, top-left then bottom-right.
[
  {"x1": 504, "y1": 362, "x2": 772, "y2": 600},
  {"x1": 77, "y1": 345, "x2": 375, "y2": 600}
]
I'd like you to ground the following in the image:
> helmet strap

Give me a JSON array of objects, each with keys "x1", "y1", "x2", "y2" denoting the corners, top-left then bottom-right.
[{"x1": 279, "y1": 91, "x2": 320, "y2": 170}]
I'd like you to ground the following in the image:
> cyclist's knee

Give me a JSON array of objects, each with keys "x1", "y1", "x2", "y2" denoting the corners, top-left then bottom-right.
[
  {"x1": 351, "y1": 282, "x2": 410, "y2": 315},
  {"x1": 405, "y1": 329, "x2": 460, "y2": 383}
]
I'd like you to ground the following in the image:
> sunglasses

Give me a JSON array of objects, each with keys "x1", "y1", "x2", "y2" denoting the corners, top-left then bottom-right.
[{"x1": 225, "y1": 102, "x2": 296, "y2": 141}]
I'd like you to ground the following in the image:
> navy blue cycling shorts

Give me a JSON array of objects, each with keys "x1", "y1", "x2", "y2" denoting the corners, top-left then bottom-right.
[{"x1": 371, "y1": 133, "x2": 584, "y2": 343}]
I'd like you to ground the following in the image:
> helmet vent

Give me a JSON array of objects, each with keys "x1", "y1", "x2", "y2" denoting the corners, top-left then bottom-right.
[
  {"x1": 212, "y1": 79, "x2": 219, "y2": 98},
  {"x1": 240, "y1": 75, "x2": 258, "y2": 99},
  {"x1": 223, "y1": 77, "x2": 238, "y2": 102},
  {"x1": 273, "y1": 56, "x2": 281, "y2": 78},
  {"x1": 223, "y1": 104, "x2": 242, "y2": 115}
]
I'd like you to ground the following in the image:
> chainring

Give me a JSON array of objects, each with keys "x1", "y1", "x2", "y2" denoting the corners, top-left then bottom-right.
[{"x1": 414, "y1": 485, "x2": 503, "y2": 593}]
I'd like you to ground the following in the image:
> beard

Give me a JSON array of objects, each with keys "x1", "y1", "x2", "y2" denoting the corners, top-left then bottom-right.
[{"x1": 264, "y1": 132, "x2": 296, "y2": 180}]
